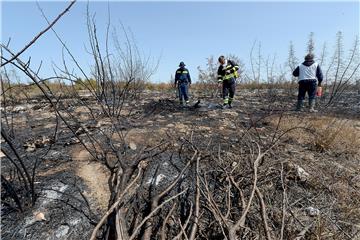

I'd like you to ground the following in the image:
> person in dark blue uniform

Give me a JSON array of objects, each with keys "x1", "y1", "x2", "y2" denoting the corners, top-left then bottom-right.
[{"x1": 175, "y1": 62, "x2": 192, "y2": 105}]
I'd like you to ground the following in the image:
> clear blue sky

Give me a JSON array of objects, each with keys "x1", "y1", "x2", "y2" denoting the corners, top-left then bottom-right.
[{"x1": 1, "y1": 1, "x2": 359, "y2": 83}]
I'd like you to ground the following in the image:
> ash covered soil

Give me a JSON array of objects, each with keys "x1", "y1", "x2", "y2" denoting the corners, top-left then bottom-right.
[{"x1": 1, "y1": 89, "x2": 360, "y2": 239}]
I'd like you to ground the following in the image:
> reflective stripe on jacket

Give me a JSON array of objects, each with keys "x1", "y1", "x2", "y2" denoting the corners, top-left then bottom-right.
[
  {"x1": 217, "y1": 60, "x2": 239, "y2": 82},
  {"x1": 175, "y1": 67, "x2": 191, "y2": 84}
]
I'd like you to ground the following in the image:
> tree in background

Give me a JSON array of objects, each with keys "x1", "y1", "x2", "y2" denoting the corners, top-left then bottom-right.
[
  {"x1": 288, "y1": 41, "x2": 299, "y2": 73},
  {"x1": 325, "y1": 32, "x2": 360, "y2": 106},
  {"x1": 307, "y1": 32, "x2": 315, "y2": 54},
  {"x1": 197, "y1": 56, "x2": 219, "y2": 97},
  {"x1": 287, "y1": 41, "x2": 299, "y2": 95}
]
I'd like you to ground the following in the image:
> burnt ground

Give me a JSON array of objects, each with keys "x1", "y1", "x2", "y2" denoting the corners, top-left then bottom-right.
[{"x1": 1, "y1": 88, "x2": 360, "y2": 239}]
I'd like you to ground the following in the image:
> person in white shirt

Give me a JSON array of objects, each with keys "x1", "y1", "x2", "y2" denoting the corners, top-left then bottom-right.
[{"x1": 292, "y1": 53, "x2": 323, "y2": 112}]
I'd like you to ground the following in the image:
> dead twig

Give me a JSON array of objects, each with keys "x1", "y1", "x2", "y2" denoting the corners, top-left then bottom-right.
[
  {"x1": 1, "y1": 1, "x2": 76, "y2": 67},
  {"x1": 255, "y1": 186, "x2": 272, "y2": 240},
  {"x1": 161, "y1": 203, "x2": 176, "y2": 240},
  {"x1": 90, "y1": 161, "x2": 147, "y2": 240},
  {"x1": 189, "y1": 156, "x2": 201, "y2": 240},
  {"x1": 128, "y1": 190, "x2": 187, "y2": 240}
]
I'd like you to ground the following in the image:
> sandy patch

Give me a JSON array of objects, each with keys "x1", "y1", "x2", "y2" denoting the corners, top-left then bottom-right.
[{"x1": 71, "y1": 148, "x2": 110, "y2": 212}]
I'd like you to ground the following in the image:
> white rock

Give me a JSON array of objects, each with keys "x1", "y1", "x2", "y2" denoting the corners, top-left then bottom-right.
[
  {"x1": 305, "y1": 207, "x2": 320, "y2": 216},
  {"x1": 34, "y1": 212, "x2": 46, "y2": 221},
  {"x1": 296, "y1": 166, "x2": 310, "y2": 182},
  {"x1": 155, "y1": 174, "x2": 166, "y2": 185},
  {"x1": 129, "y1": 142, "x2": 137, "y2": 150},
  {"x1": 12, "y1": 105, "x2": 27, "y2": 113},
  {"x1": 25, "y1": 143, "x2": 36, "y2": 152}
]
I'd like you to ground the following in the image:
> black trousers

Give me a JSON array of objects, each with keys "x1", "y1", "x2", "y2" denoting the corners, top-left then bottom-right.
[
  {"x1": 298, "y1": 79, "x2": 317, "y2": 101},
  {"x1": 222, "y1": 78, "x2": 236, "y2": 104}
]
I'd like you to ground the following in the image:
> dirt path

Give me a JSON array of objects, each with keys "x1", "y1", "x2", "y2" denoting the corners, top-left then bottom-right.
[{"x1": 71, "y1": 147, "x2": 110, "y2": 213}]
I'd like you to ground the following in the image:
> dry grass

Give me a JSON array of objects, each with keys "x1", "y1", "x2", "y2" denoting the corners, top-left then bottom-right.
[
  {"x1": 267, "y1": 114, "x2": 360, "y2": 239},
  {"x1": 270, "y1": 115, "x2": 360, "y2": 156}
]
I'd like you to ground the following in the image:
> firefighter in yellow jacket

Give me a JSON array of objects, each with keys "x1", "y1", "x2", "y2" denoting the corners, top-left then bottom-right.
[{"x1": 217, "y1": 56, "x2": 239, "y2": 108}]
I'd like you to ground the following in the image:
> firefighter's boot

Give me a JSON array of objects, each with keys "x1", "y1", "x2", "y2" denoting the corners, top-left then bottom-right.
[
  {"x1": 309, "y1": 99, "x2": 318, "y2": 113},
  {"x1": 295, "y1": 100, "x2": 304, "y2": 111}
]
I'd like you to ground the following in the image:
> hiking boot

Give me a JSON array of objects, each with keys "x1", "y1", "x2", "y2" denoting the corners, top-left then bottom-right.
[
  {"x1": 228, "y1": 103, "x2": 233, "y2": 109},
  {"x1": 295, "y1": 100, "x2": 304, "y2": 111},
  {"x1": 309, "y1": 100, "x2": 318, "y2": 113}
]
